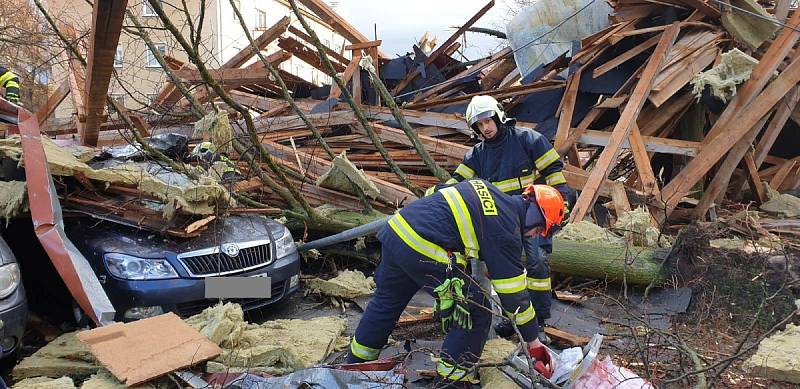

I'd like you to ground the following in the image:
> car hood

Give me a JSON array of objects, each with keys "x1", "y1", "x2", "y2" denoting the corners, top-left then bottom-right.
[{"x1": 65, "y1": 215, "x2": 282, "y2": 258}]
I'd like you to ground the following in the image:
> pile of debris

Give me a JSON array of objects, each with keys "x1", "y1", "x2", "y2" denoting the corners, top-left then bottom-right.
[{"x1": 24, "y1": 0, "x2": 798, "y2": 240}]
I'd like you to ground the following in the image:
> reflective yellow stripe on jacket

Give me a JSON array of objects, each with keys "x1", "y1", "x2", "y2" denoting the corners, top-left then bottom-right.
[
  {"x1": 491, "y1": 274, "x2": 527, "y2": 294},
  {"x1": 388, "y1": 214, "x2": 466, "y2": 266},
  {"x1": 439, "y1": 187, "x2": 480, "y2": 259},
  {"x1": 437, "y1": 359, "x2": 475, "y2": 382},
  {"x1": 527, "y1": 276, "x2": 551, "y2": 292},
  {"x1": 0, "y1": 71, "x2": 16, "y2": 86},
  {"x1": 350, "y1": 337, "x2": 381, "y2": 361},
  {"x1": 492, "y1": 172, "x2": 539, "y2": 193},
  {"x1": 454, "y1": 163, "x2": 475, "y2": 179}
]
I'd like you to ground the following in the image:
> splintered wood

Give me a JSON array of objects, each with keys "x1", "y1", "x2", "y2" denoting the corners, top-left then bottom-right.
[{"x1": 37, "y1": 0, "x2": 799, "y2": 232}]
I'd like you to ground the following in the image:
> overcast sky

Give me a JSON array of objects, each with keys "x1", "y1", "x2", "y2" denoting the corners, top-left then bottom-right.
[{"x1": 329, "y1": 0, "x2": 517, "y2": 60}]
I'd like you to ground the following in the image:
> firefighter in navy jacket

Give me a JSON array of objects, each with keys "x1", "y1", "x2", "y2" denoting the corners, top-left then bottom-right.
[
  {"x1": 451, "y1": 95, "x2": 574, "y2": 343},
  {"x1": 347, "y1": 179, "x2": 565, "y2": 386}
]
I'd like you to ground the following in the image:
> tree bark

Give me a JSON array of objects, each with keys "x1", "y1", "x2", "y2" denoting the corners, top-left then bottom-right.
[{"x1": 550, "y1": 238, "x2": 667, "y2": 285}]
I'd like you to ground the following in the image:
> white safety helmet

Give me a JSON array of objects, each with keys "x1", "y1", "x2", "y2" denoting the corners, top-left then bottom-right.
[{"x1": 465, "y1": 95, "x2": 511, "y2": 136}]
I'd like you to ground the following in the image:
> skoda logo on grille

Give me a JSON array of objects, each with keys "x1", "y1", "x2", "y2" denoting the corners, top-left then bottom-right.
[{"x1": 220, "y1": 243, "x2": 240, "y2": 257}]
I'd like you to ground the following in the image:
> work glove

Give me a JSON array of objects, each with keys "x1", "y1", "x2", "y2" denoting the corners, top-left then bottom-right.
[
  {"x1": 433, "y1": 277, "x2": 472, "y2": 333},
  {"x1": 528, "y1": 343, "x2": 554, "y2": 379}
]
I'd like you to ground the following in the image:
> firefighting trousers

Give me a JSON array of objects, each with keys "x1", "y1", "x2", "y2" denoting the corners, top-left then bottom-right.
[
  {"x1": 347, "y1": 233, "x2": 492, "y2": 378},
  {"x1": 523, "y1": 235, "x2": 551, "y2": 321}
]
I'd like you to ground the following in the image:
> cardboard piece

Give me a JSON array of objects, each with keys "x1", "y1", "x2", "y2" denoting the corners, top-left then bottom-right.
[{"x1": 76, "y1": 313, "x2": 221, "y2": 385}]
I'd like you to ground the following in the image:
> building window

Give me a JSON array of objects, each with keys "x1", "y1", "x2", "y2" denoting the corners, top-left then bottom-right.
[
  {"x1": 256, "y1": 10, "x2": 268, "y2": 29},
  {"x1": 146, "y1": 44, "x2": 166, "y2": 67},
  {"x1": 114, "y1": 46, "x2": 124, "y2": 68},
  {"x1": 142, "y1": 1, "x2": 159, "y2": 17},
  {"x1": 109, "y1": 94, "x2": 125, "y2": 112}
]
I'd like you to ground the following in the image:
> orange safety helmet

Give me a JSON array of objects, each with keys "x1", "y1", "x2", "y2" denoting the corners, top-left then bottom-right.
[{"x1": 522, "y1": 185, "x2": 566, "y2": 237}]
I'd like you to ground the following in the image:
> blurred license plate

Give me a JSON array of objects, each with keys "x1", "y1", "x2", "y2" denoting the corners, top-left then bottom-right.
[{"x1": 205, "y1": 276, "x2": 271, "y2": 299}]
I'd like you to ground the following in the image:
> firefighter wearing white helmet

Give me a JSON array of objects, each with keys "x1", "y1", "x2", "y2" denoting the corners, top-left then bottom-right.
[{"x1": 455, "y1": 95, "x2": 574, "y2": 344}]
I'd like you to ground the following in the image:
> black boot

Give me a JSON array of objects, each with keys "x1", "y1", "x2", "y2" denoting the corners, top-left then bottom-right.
[
  {"x1": 537, "y1": 317, "x2": 551, "y2": 345},
  {"x1": 493, "y1": 317, "x2": 516, "y2": 339}
]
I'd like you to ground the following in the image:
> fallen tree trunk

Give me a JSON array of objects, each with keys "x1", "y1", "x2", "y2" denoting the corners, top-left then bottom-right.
[{"x1": 550, "y1": 238, "x2": 668, "y2": 285}]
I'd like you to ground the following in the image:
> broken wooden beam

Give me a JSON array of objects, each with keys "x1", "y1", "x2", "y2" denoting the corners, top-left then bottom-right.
[
  {"x1": 82, "y1": 0, "x2": 128, "y2": 146},
  {"x1": 571, "y1": 23, "x2": 680, "y2": 222}
]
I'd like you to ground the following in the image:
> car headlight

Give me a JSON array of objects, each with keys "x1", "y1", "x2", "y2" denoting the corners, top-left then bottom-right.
[
  {"x1": 104, "y1": 253, "x2": 179, "y2": 280},
  {"x1": 274, "y1": 227, "x2": 296, "y2": 259},
  {"x1": 0, "y1": 263, "x2": 20, "y2": 299}
]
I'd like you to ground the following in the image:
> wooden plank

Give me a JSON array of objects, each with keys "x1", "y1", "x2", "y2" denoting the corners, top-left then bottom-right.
[
  {"x1": 544, "y1": 327, "x2": 591, "y2": 346},
  {"x1": 728, "y1": 86, "x2": 800, "y2": 195},
  {"x1": 557, "y1": 61, "x2": 646, "y2": 156},
  {"x1": 744, "y1": 151, "x2": 766, "y2": 203},
  {"x1": 391, "y1": 0, "x2": 495, "y2": 95},
  {"x1": 174, "y1": 67, "x2": 270, "y2": 84},
  {"x1": 288, "y1": 25, "x2": 350, "y2": 65},
  {"x1": 344, "y1": 40, "x2": 382, "y2": 50},
  {"x1": 362, "y1": 106, "x2": 537, "y2": 136},
  {"x1": 295, "y1": 0, "x2": 388, "y2": 58},
  {"x1": 223, "y1": 16, "x2": 289, "y2": 69},
  {"x1": 563, "y1": 165, "x2": 616, "y2": 198},
  {"x1": 593, "y1": 34, "x2": 660, "y2": 78},
  {"x1": 480, "y1": 54, "x2": 517, "y2": 90},
  {"x1": 611, "y1": 182, "x2": 632, "y2": 214},
  {"x1": 278, "y1": 36, "x2": 346, "y2": 74},
  {"x1": 693, "y1": 81, "x2": 800, "y2": 218},
  {"x1": 67, "y1": 58, "x2": 87, "y2": 136},
  {"x1": 260, "y1": 140, "x2": 416, "y2": 204},
  {"x1": 251, "y1": 110, "x2": 357, "y2": 133},
  {"x1": 661, "y1": 46, "x2": 800, "y2": 214},
  {"x1": 755, "y1": 86, "x2": 800, "y2": 167},
  {"x1": 703, "y1": 10, "x2": 800, "y2": 144},
  {"x1": 771, "y1": 159, "x2": 798, "y2": 189},
  {"x1": 82, "y1": 0, "x2": 128, "y2": 146},
  {"x1": 629, "y1": 124, "x2": 661, "y2": 198},
  {"x1": 649, "y1": 45, "x2": 717, "y2": 106},
  {"x1": 555, "y1": 69, "x2": 581, "y2": 151},
  {"x1": 405, "y1": 80, "x2": 564, "y2": 111},
  {"x1": 36, "y1": 80, "x2": 70, "y2": 125},
  {"x1": 638, "y1": 92, "x2": 694, "y2": 136},
  {"x1": 329, "y1": 53, "x2": 362, "y2": 99},
  {"x1": 354, "y1": 123, "x2": 472, "y2": 159},
  {"x1": 570, "y1": 23, "x2": 679, "y2": 223},
  {"x1": 352, "y1": 59, "x2": 362, "y2": 105},
  {"x1": 413, "y1": 47, "x2": 511, "y2": 102}
]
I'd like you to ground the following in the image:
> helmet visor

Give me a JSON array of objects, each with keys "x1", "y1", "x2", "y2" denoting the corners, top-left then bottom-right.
[{"x1": 467, "y1": 110, "x2": 496, "y2": 128}]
